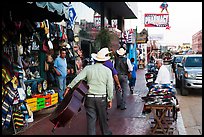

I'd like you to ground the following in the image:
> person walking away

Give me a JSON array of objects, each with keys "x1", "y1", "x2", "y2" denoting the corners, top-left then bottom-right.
[
  {"x1": 114, "y1": 47, "x2": 133, "y2": 110},
  {"x1": 64, "y1": 49, "x2": 113, "y2": 135},
  {"x1": 98, "y1": 48, "x2": 121, "y2": 91},
  {"x1": 94, "y1": 48, "x2": 122, "y2": 121},
  {"x1": 53, "y1": 48, "x2": 68, "y2": 103},
  {"x1": 155, "y1": 59, "x2": 171, "y2": 84},
  {"x1": 128, "y1": 58, "x2": 138, "y2": 94}
]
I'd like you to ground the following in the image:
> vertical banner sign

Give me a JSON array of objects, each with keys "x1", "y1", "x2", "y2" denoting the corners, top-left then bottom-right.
[
  {"x1": 68, "y1": 3, "x2": 77, "y2": 28},
  {"x1": 144, "y1": 13, "x2": 169, "y2": 27}
]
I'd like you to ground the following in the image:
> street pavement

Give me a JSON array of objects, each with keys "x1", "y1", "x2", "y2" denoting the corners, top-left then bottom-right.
[{"x1": 15, "y1": 68, "x2": 186, "y2": 135}]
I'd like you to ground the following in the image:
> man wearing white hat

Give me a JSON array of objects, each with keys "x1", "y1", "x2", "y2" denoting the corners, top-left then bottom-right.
[
  {"x1": 114, "y1": 47, "x2": 133, "y2": 110},
  {"x1": 64, "y1": 49, "x2": 113, "y2": 135}
]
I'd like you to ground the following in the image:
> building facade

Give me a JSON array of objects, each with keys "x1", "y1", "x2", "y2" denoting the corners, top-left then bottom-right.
[{"x1": 192, "y1": 30, "x2": 202, "y2": 54}]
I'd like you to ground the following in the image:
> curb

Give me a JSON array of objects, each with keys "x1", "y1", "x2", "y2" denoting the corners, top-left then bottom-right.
[{"x1": 177, "y1": 111, "x2": 187, "y2": 135}]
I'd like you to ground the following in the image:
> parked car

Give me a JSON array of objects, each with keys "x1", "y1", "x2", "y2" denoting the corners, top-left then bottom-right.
[
  {"x1": 171, "y1": 54, "x2": 184, "y2": 73},
  {"x1": 176, "y1": 54, "x2": 202, "y2": 96}
]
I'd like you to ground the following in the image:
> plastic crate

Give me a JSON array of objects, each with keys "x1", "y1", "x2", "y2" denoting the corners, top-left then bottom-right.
[
  {"x1": 25, "y1": 98, "x2": 37, "y2": 112},
  {"x1": 44, "y1": 94, "x2": 51, "y2": 107},
  {"x1": 51, "y1": 93, "x2": 58, "y2": 105},
  {"x1": 37, "y1": 98, "x2": 45, "y2": 110},
  {"x1": 26, "y1": 97, "x2": 37, "y2": 103}
]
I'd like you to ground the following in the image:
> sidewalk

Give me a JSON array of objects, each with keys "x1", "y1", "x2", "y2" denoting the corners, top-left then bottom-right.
[{"x1": 16, "y1": 68, "x2": 186, "y2": 135}]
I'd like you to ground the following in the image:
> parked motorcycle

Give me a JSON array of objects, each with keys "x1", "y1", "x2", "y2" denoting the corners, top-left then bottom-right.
[{"x1": 145, "y1": 62, "x2": 158, "y2": 89}]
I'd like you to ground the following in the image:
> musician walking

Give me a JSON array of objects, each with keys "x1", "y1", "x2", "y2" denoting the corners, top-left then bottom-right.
[{"x1": 64, "y1": 48, "x2": 113, "y2": 135}]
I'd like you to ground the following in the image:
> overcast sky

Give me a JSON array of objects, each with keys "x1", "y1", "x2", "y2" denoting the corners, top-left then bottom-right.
[{"x1": 72, "y1": 2, "x2": 202, "y2": 46}]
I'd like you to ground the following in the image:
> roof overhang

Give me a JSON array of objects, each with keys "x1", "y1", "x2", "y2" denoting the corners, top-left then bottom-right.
[{"x1": 82, "y1": 2, "x2": 138, "y2": 19}]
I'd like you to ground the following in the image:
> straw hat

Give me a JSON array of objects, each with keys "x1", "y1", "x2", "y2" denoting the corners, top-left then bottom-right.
[
  {"x1": 91, "y1": 48, "x2": 111, "y2": 61},
  {"x1": 116, "y1": 48, "x2": 126, "y2": 56},
  {"x1": 100, "y1": 48, "x2": 111, "y2": 55}
]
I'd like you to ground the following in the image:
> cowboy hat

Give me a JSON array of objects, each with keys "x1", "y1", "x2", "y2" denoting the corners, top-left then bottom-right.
[
  {"x1": 116, "y1": 48, "x2": 126, "y2": 56},
  {"x1": 100, "y1": 48, "x2": 112, "y2": 55},
  {"x1": 91, "y1": 48, "x2": 111, "y2": 61}
]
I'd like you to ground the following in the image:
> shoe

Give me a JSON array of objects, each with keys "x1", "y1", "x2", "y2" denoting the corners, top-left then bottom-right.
[
  {"x1": 131, "y1": 86, "x2": 134, "y2": 91},
  {"x1": 120, "y1": 106, "x2": 127, "y2": 110},
  {"x1": 104, "y1": 130, "x2": 112, "y2": 135}
]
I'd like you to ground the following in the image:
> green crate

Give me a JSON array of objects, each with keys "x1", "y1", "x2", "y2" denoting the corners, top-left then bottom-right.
[{"x1": 37, "y1": 98, "x2": 45, "y2": 110}]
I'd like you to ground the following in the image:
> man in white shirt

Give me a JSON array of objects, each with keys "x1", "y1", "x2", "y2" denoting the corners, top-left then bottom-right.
[{"x1": 155, "y1": 59, "x2": 171, "y2": 84}]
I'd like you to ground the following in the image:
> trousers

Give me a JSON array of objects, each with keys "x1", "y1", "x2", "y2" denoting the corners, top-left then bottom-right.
[
  {"x1": 84, "y1": 96, "x2": 112, "y2": 135},
  {"x1": 129, "y1": 77, "x2": 136, "y2": 89},
  {"x1": 116, "y1": 75, "x2": 129, "y2": 108},
  {"x1": 57, "y1": 76, "x2": 66, "y2": 102}
]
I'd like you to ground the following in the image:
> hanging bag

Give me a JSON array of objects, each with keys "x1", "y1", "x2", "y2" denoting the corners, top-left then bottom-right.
[
  {"x1": 46, "y1": 54, "x2": 53, "y2": 63},
  {"x1": 17, "y1": 33, "x2": 23, "y2": 55},
  {"x1": 42, "y1": 39, "x2": 49, "y2": 53},
  {"x1": 48, "y1": 40, "x2": 53, "y2": 50},
  {"x1": 67, "y1": 29, "x2": 74, "y2": 42},
  {"x1": 45, "y1": 61, "x2": 49, "y2": 72}
]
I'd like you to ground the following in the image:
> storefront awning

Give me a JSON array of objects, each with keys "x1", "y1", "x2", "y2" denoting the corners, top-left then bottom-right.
[
  {"x1": 2, "y1": 2, "x2": 68, "y2": 22},
  {"x1": 35, "y1": 2, "x2": 69, "y2": 20}
]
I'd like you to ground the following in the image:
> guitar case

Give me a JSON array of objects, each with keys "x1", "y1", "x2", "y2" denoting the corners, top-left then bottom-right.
[{"x1": 49, "y1": 80, "x2": 89, "y2": 132}]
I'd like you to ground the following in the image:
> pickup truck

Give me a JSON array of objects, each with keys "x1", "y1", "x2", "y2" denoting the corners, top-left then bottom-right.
[{"x1": 176, "y1": 54, "x2": 202, "y2": 96}]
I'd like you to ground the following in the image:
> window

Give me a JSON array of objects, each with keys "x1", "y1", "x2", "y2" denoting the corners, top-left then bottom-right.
[
  {"x1": 175, "y1": 56, "x2": 183, "y2": 63},
  {"x1": 185, "y1": 57, "x2": 202, "y2": 67}
]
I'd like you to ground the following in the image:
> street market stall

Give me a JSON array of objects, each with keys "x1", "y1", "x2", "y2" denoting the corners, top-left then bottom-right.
[
  {"x1": 142, "y1": 84, "x2": 179, "y2": 135},
  {"x1": 2, "y1": 2, "x2": 76, "y2": 135}
]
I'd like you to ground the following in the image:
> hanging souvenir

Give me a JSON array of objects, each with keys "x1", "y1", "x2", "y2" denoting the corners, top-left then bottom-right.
[
  {"x1": 42, "y1": 39, "x2": 49, "y2": 53},
  {"x1": 40, "y1": 21, "x2": 45, "y2": 28},
  {"x1": 17, "y1": 33, "x2": 23, "y2": 55},
  {"x1": 42, "y1": 80, "x2": 48, "y2": 91},
  {"x1": 38, "y1": 83, "x2": 42, "y2": 93},
  {"x1": 26, "y1": 85, "x2": 32, "y2": 97},
  {"x1": 46, "y1": 54, "x2": 53, "y2": 63},
  {"x1": 31, "y1": 41, "x2": 39, "y2": 50},
  {"x1": 67, "y1": 28, "x2": 74, "y2": 42},
  {"x1": 48, "y1": 40, "x2": 53, "y2": 49},
  {"x1": 44, "y1": 19, "x2": 50, "y2": 38},
  {"x1": 14, "y1": 21, "x2": 23, "y2": 30}
]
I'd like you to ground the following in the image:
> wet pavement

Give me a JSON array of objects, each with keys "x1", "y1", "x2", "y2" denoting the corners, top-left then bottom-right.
[{"x1": 15, "y1": 68, "x2": 186, "y2": 135}]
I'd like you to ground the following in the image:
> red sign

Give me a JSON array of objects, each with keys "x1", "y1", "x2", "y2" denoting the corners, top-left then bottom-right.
[{"x1": 144, "y1": 13, "x2": 169, "y2": 27}]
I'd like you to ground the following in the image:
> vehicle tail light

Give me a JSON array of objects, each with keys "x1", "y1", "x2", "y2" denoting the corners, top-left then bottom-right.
[
  {"x1": 184, "y1": 72, "x2": 188, "y2": 78},
  {"x1": 145, "y1": 73, "x2": 153, "y2": 79}
]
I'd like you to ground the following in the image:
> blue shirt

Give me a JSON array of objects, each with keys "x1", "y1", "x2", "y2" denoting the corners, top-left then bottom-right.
[
  {"x1": 131, "y1": 62, "x2": 137, "y2": 79},
  {"x1": 54, "y1": 56, "x2": 67, "y2": 78}
]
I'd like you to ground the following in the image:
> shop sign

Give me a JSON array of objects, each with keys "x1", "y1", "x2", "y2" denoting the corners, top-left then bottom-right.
[
  {"x1": 144, "y1": 13, "x2": 169, "y2": 27},
  {"x1": 136, "y1": 28, "x2": 148, "y2": 44}
]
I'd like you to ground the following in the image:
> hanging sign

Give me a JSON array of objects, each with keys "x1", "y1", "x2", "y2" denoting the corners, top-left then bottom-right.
[
  {"x1": 136, "y1": 28, "x2": 148, "y2": 44},
  {"x1": 68, "y1": 3, "x2": 77, "y2": 28},
  {"x1": 144, "y1": 13, "x2": 169, "y2": 27},
  {"x1": 148, "y1": 34, "x2": 164, "y2": 41}
]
